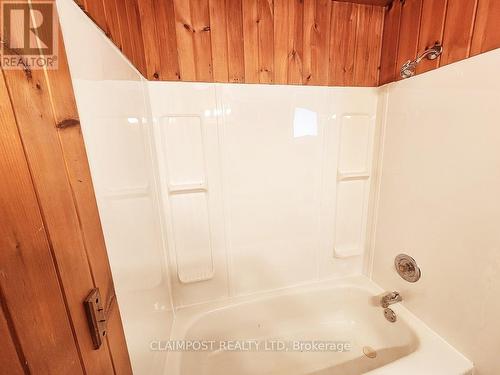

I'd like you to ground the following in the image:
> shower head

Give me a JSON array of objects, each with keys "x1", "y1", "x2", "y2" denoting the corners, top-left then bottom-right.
[
  {"x1": 400, "y1": 44, "x2": 443, "y2": 79},
  {"x1": 400, "y1": 60, "x2": 417, "y2": 79}
]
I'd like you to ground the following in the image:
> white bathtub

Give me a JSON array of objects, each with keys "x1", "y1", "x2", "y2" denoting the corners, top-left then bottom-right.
[{"x1": 163, "y1": 276, "x2": 473, "y2": 375}]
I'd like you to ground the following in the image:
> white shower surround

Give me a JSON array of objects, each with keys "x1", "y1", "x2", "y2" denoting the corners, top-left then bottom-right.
[
  {"x1": 148, "y1": 82, "x2": 378, "y2": 308},
  {"x1": 57, "y1": 0, "x2": 480, "y2": 374}
]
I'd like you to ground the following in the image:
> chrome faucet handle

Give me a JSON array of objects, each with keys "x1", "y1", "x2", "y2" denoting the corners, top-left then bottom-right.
[{"x1": 381, "y1": 291, "x2": 403, "y2": 308}]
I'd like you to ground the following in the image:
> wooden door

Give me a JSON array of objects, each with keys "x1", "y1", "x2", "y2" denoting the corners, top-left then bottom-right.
[{"x1": 0, "y1": 3, "x2": 132, "y2": 374}]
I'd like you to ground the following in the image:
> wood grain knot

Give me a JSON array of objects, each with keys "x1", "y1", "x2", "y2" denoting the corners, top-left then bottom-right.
[
  {"x1": 56, "y1": 118, "x2": 80, "y2": 129},
  {"x1": 23, "y1": 66, "x2": 33, "y2": 81}
]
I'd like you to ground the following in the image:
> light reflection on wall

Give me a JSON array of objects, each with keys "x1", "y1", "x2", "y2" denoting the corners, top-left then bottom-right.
[
  {"x1": 203, "y1": 108, "x2": 232, "y2": 117},
  {"x1": 293, "y1": 107, "x2": 318, "y2": 138}
]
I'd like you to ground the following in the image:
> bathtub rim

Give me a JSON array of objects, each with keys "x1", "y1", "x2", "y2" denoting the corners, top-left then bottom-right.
[{"x1": 160, "y1": 275, "x2": 473, "y2": 375}]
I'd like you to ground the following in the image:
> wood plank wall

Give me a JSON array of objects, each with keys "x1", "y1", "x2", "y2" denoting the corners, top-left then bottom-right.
[
  {"x1": 380, "y1": 0, "x2": 500, "y2": 84},
  {"x1": 76, "y1": 0, "x2": 385, "y2": 86},
  {"x1": 0, "y1": 1, "x2": 132, "y2": 373},
  {"x1": 78, "y1": 0, "x2": 500, "y2": 86}
]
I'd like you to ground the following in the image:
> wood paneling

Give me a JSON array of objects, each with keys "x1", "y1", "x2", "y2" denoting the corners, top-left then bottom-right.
[
  {"x1": 0, "y1": 70, "x2": 84, "y2": 375},
  {"x1": 87, "y1": 0, "x2": 147, "y2": 75},
  {"x1": 471, "y1": 0, "x2": 500, "y2": 56},
  {"x1": 208, "y1": 0, "x2": 229, "y2": 82},
  {"x1": 303, "y1": 0, "x2": 332, "y2": 85},
  {"x1": 329, "y1": 2, "x2": 358, "y2": 86},
  {"x1": 155, "y1": 0, "x2": 180, "y2": 80},
  {"x1": 136, "y1": 0, "x2": 161, "y2": 78},
  {"x1": 274, "y1": 0, "x2": 289, "y2": 84},
  {"x1": 170, "y1": 0, "x2": 214, "y2": 82},
  {"x1": 415, "y1": 0, "x2": 447, "y2": 74},
  {"x1": 0, "y1": 3, "x2": 132, "y2": 374},
  {"x1": 242, "y1": 0, "x2": 260, "y2": 83},
  {"x1": 3, "y1": 57, "x2": 116, "y2": 375},
  {"x1": 76, "y1": 0, "x2": 386, "y2": 86},
  {"x1": 380, "y1": 0, "x2": 499, "y2": 83},
  {"x1": 337, "y1": 0, "x2": 392, "y2": 4},
  {"x1": 378, "y1": 0, "x2": 401, "y2": 84},
  {"x1": 190, "y1": 0, "x2": 214, "y2": 81},
  {"x1": 46, "y1": 31, "x2": 133, "y2": 374},
  {"x1": 227, "y1": 0, "x2": 245, "y2": 83},
  {"x1": 116, "y1": 0, "x2": 133, "y2": 59},
  {"x1": 257, "y1": 0, "x2": 275, "y2": 83},
  {"x1": 288, "y1": 0, "x2": 305, "y2": 84},
  {"x1": 84, "y1": 0, "x2": 108, "y2": 34},
  {"x1": 440, "y1": 0, "x2": 478, "y2": 66},
  {"x1": 353, "y1": 4, "x2": 384, "y2": 86},
  {"x1": 394, "y1": 0, "x2": 423, "y2": 81},
  {"x1": 0, "y1": 308, "x2": 25, "y2": 375},
  {"x1": 75, "y1": 0, "x2": 500, "y2": 85},
  {"x1": 102, "y1": 0, "x2": 122, "y2": 48},
  {"x1": 124, "y1": 0, "x2": 147, "y2": 74},
  {"x1": 207, "y1": 0, "x2": 246, "y2": 83}
]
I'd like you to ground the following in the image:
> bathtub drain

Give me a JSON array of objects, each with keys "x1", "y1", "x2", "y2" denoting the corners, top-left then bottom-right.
[{"x1": 362, "y1": 346, "x2": 377, "y2": 359}]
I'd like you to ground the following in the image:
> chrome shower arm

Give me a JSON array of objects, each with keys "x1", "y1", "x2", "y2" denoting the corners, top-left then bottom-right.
[
  {"x1": 400, "y1": 44, "x2": 443, "y2": 79},
  {"x1": 415, "y1": 44, "x2": 443, "y2": 64}
]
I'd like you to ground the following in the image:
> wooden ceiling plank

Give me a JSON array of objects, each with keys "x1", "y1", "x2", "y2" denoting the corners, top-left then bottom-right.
[
  {"x1": 471, "y1": 0, "x2": 500, "y2": 56},
  {"x1": 329, "y1": 1, "x2": 358, "y2": 86},
  {"x1": 416, "y1": 0, "x2": 447, "y2": 74},
  {"x1": 76, "y1": 0, "x2": 500, "y2": 85},
  {"x1": 395, "y1": 0, "x2": 423, "y2": 81},
  {"x1": 116, "y1": 0, "x2": 134, "y2": 61},
  {"x1": 135, "y1": 0, "x2": 160, "y2": 78},
  {"x1": 77, "y1": 0, "x2": 391, "y2": 86},
  {"x1": 353, "y1": 5, "x2": 384, "y2": 86},
  {"x1": 335, "y1": 0, "x2": 393, "y2": 6},
  {"x1": 172, "y1": 0, "x2": 197, "y2": 81},
  {"x1": 242, "y1": 0, "x2": 260, "y2": 83},
  {"x1": 303, "y1": 0, "x2": 332, "y2": 86},
  {"x1": 125, "y1": 0, "x2": 148, "y2": 77},
  {"x1": 155, "y1": 0, "x2": 181, "y2": 80},
  {"x1": 190, "y1": 0, "x2": 214, "y2": 81},
  {"x1": 379, "y1": 0, "x2": 402, "y2": 84},
  {"x1": 84, "y1": 0, "x2": 109, "y2": 34},
  {"x1": 287, "y1": 0, "x2": 304, "y2": 85},
  {"x1": 102, "y1": 0, "x2": 122, "y2": 49},
  {"x1": 257, "y1": 0, "x2": 274, "y2": 84},
  {"x1": 226, "y1": 0, "x2": 246, "y2": 83},
  {"x1": 209, "y1": 0, "x2": 230, "y2": 82},
  {"x1": 440, "y1": 0, "x2": 478, "y2": 66},
  {"x1": 274, "y1": 0, "x2": 289, "y2": 84}
]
